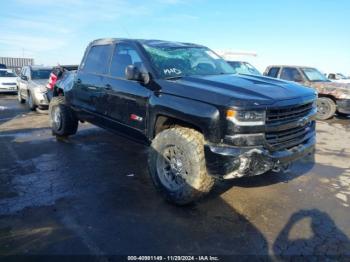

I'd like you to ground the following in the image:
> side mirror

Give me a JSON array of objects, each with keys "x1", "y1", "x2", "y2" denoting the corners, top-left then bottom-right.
[
  {"x1": 125, "y1": 65, "x2": 150, "y2": 84},
  {"x1": 21, "y1": 75, "x2": 28, "y2": 81}
]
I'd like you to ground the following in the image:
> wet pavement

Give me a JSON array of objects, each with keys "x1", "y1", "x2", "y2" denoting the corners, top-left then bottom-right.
[{"x1": 0, "y1": 94, "x2": 350, "y2": 258}]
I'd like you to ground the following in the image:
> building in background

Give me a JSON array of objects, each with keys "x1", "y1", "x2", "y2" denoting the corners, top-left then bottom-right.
[{"x1": 0, "y1": 57, "x2": 34, "y2": 74}]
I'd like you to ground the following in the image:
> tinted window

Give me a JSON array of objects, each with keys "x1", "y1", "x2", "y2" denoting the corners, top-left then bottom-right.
[
  {"x1": 109, "y1": 44, "x2": 143, "y2": 78},
  {"x1": 280, "y1": 67, "x2": 302, "y2": 82},
  {"x1": 267, "y1": 67, "x2": 280, "y2": 78},
  {"x1": 83, "y1": 45, "x2": 112, "y2": 74}
]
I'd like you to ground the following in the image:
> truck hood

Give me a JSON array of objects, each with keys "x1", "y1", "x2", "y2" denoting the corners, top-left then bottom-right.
[
  {"x1": 308, "y1": 81, "x2": 350, "y2": 99},
  {"x1": 309, "y1": 81, "x2": 350, "y2": 91},
  {"x1": 158, "y1": 74, "x2": 316, "y2": 107}
]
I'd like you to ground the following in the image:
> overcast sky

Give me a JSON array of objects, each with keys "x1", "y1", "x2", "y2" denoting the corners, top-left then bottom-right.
[{"x1": 0, "y1": 0, "x2": 349, "y2": 74}]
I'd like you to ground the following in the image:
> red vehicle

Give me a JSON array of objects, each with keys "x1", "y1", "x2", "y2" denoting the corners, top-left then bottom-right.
[{"x1": 46, "y1": 65, "x2": 78, "y2": 101}]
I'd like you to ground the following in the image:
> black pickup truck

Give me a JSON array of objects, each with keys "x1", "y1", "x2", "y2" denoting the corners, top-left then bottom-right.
[{"x1": 49, "y1": 38, "x2": 317, "y2": 205}]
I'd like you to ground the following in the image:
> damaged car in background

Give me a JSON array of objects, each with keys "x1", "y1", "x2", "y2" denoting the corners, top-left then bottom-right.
[
  {"x1": 264, "y1": 65, "x2": 350, "y2": 120},
  {"x1": 48, "y1": 38, "x2": 317, "y2": 205},
  {"x1": 46, "y1": 65, "x2": 79, "y2": 102}
]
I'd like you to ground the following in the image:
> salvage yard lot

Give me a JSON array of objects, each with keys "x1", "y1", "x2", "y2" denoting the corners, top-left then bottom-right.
[{"x1": 0, "y1": 94, "x2": 350, "y2": 256}]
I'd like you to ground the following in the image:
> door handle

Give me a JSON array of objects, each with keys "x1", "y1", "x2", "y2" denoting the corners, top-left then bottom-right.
[
  {"x1": 105, "y1": 84, "x2": 112, "y2": 90},
  {"x1": 87, "y1": 86, "x2": 97, "y2": 90}
]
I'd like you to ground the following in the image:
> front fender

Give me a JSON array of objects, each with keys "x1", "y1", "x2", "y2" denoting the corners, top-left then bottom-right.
[{"x1": 148, "y1": 93, "x2": 223, "y2": 143}]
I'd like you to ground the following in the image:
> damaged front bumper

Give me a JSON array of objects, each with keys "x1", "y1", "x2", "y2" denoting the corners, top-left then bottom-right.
[{"x1": 204, "y1": 136, "x2": 316, "y2": 179}]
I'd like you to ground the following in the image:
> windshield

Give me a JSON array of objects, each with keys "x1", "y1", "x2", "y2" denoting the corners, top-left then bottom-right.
[
  {"x1": 302, "y1": 68, "x2": 330, "y2": 82},
  {"x1": 0, "y1": 70, "x2": 16, "y2": 77},
  {"x1": 31, "y1": 69, "x2": 51, "y2": 80},
  {"x1": 228, "y1": 61, "x2": 261, "y2": 76},
  {"x1": 337, "y1": 73, "x2": 348, "y2": 79},
  {"x1": 142, "y1": 45, "x2": 235, "y2": 79}
]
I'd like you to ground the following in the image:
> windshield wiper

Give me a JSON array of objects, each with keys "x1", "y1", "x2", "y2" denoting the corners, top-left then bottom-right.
[{"x1": 165, "y1": 76, "x2": 184, "y2": 80}]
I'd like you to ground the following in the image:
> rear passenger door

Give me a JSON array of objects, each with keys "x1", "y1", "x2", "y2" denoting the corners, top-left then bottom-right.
[
  {"x1": 73, "y1": 44, "x2": 113, "y2": 114},
  {"x1": 102, "y1": 42, "x2": 151, "y2": 138}
]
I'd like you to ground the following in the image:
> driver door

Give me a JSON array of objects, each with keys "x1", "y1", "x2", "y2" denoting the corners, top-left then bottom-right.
[{"x1": 102, "y1": 42, "x2": 151, "y2": 139}]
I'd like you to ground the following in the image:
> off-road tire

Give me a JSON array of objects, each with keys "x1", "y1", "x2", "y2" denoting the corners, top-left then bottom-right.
[
  {"x1": 148, "y1": 127, "x2": 214, "y2": 205},
  {"x1": 17, "y1": 89, "x2": 25, "y2": 103},
  {"x1": 49, "y1": 96, "x2": 78, "y2": 137},
  {"x1": 316, "y1": 97, "x2": 336, "y2": 120},
  {"x1": 27, "y1": 91, "x2": 37, "y2": 111}
]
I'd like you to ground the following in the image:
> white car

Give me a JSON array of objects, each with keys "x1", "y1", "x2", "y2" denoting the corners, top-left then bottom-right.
[
  {"x1": 325, "y1": 73, "x2": 350, "y2": 84},
  {"x1": 0, "y1": 69, "x2": 18, "y2": 93}
]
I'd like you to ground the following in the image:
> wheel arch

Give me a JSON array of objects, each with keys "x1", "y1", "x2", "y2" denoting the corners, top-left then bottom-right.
[
  {"x1": 148, "y1": 94, "x2": 222, "y2": 143},
  {"x1": 318, "y1": 94, "x2": 337, "y2": 103}
]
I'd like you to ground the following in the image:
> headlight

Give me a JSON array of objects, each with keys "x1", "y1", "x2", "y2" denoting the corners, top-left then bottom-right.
[{"x1": 226, "y1": 109, "x2": 266, "y2": 126}]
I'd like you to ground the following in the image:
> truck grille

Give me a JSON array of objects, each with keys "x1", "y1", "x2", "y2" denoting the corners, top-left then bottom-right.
[
  {"x1": 266, "y1": 102, "x2": 313, "y2": 124},
  {"x1": 266, "y1": 121, "x2": 315, "y2": 151}
]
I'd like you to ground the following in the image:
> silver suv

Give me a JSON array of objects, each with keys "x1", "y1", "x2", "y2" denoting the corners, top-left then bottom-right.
[{"x1": 17, "y1": 66, "x2": 52, "y2": 110}]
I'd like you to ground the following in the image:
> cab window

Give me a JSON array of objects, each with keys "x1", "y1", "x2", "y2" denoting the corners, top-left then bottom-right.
[
  {"x1": 267, "y1": 67, "x2": 280, "y2": 78},
  {"x1": 83, "y1": 45, "x2": 113, "y2": 74},
  {"x1": 109, "y1": 44, "x2": 143, "y2": 78},
  {"x1": 280, "y1": 67, "x2": 303, "y2": 82}
]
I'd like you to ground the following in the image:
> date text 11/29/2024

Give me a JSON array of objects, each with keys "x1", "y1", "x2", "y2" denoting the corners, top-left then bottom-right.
[{"x1": 127, "y1": 256, "x2": 220, "y2": 261}]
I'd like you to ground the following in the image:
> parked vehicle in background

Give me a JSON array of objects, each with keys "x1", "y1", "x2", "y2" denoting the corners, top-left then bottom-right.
[
  {"x1": 325, "y1": 72, "x2": 350, "y2": 84},
  {"x1": 227, "y1": 61, "x2": 261, "y2": 76},
  {"x1": 0, "y1": 64, "x2": 7, "y2": 69},
  {"x1": 49, "y1": 38, "x2": 317, "y2": 205},
  {"x1": 264, "y1": 65, "x2": 350, "y2": 120},
  {"x1": 0, "y1": 69, "x2": 17, "y2": 93},
  {"x1": 46, "y1": 65, "x2": 78, "y2": 102},
  {"x1": 17, "y1": 65, "x2": 52, "y2": 110}
]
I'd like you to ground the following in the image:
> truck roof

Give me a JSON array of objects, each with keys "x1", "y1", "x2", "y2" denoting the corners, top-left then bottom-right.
[
  {"x1": 266, "y1": 65, "x2": 316, "y2": 69},
  {"x1": 90, "y1": 38, "x2": 204, "y2": 48}
]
